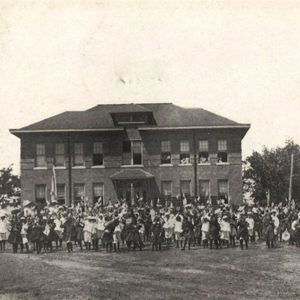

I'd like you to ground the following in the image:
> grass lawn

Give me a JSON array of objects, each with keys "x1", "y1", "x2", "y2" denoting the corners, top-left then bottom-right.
[{"x1": 0, "y1": 242, "x2": 299, "y2": 300}]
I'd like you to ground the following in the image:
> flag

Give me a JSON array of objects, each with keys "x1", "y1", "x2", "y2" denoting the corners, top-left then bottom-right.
[{"x1": 50, "y1": 166, "x2": 57, "y2": 204}]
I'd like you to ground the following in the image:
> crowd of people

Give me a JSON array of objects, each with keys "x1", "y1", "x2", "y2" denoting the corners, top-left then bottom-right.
[{"x1": 0, "y1": 195, "x2": 300, "y2": 255}]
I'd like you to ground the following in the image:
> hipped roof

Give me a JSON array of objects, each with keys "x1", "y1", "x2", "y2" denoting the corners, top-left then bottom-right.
[{"x1": 10, "y1": 103, "x2": 250, "y2": 134}]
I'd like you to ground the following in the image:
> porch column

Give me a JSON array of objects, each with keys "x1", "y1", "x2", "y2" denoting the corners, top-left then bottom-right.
[{"x1": 130, "y1": 182, "x2": 134, "y2": 206}]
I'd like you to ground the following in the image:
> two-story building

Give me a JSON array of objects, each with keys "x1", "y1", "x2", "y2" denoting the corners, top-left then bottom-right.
[{"x1": 10, "y1": 103, "x2": 250, "y2": 206}]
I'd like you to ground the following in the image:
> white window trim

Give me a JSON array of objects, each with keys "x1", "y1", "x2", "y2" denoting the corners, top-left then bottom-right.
[
  {"x1": 121, "y1": 164, "x2": 144, "y2": 168},
  {"x1": 72, "y1": 165, "x2": 86, "y2": 169},
  {"x1": 54, "y1": 166, "x2": 66, "y2": 169},
  {"x1": 91, "y1": 165, "x2": 105, "y2": 169},
  {"x1": 179, "y1": 163, "x2": 193, "y2": 166},
  {"x1": 33, "y1": 167, "x2": 48, "y2": 170},
  {"x1": 159, "y1": 163, "x2": 174, "y2": 167}
]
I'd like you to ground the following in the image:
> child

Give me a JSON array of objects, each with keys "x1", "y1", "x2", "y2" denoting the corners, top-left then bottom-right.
[
  {"x1": 182, "y1": 215, "x2": 194, "y2": 251},
  {"x1": 8, "y1": 215, "x2": 22, "y2": 253},
  {"x1": 201, "y1": 216, "x2": 210, "y2": 248},
  {"x1": 83, "y1": 216, "x2": 94, "y2": 251},
  {"x1": 113, "y1": 219, "x2": 123, "y2": 252},
  {"x1": 220, "y1": 215, "x2": 231, "y2": 248},
  {"x1": 237, "y1": 216, "x2": 249, "y2": 250},
  {"x1": 265, "y1": 220, "x2": 275, "y2": 249},
  {"x1": 151, "y1": 217, "x2": 164, "y2": 251},
  {"x1": 0, "y1": 214, "x2": 9, "y2": 251},
  {"x1": 20, "y1": 217, "x2": 29, "y2": 253},
  {"x1": 174, "y1": 215, "x2": 183, "y2": 248}
]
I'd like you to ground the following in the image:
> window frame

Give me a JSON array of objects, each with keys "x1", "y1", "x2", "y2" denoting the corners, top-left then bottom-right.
[
  {"x1": 35, "y1": 184, "x2": 47, "y2": 204},
  {"x1": 198, "y1": 140, "x2": 210, "y2": 164},
  {"x1": 160, "y1": 140, "x2": 172, "y2": 165},
  {"x1": 93, "y1": 182, "x2": 104, "y2": 204},
  {"x1": 92, "y1": 142, "x2": 104, "y2": 166},
  {"x1": 35, "y1": 143, "x2": 46, "y2": 168},
  {"x1": 56, "y1": 183, "x2": 66, "y2": 204},
  {"x1": 54, "y1": 143, "x2": 65, "y2": 167},
  {"x1": 73, "y1": 183, "x2": 85, "y2": 204},
  {"x1": 218, "y1": 179, "x2": 229, "y2": 203},
  {"x1": 161, "y1": 181, "x2": 172, "y2": 199},
  {"x1": 217, "y1": 139, "x2": 228, "y2": 164},
  {"x1": 179, "y1": 140, "x2": 191, "y2": 165},
  {"x1": 73, "y1": 143, "x2": 84, "y2": 167},
  {"x1": 122, "y1": 141, "x2": 143, "y2": 166},
  {"x1": 180, "y1": 180, "x2": 191, "y2": 198},
  {"x1": 199, "y1": 180, "x2": 210, "y2": 201}
]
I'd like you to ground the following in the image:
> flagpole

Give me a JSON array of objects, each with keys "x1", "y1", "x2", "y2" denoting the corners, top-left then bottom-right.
[{"x1": 288, "y1": 153, "x2": 294, "y2": 207}]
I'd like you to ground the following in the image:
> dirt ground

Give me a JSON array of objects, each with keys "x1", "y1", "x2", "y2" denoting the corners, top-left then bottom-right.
[{"x1": 0, "y1": 242, "x2": 299, "y2": 300}]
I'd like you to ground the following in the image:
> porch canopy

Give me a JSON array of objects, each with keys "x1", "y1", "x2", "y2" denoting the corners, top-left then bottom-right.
[{"x1": 110, "y1": 168, "x2": 154, "y2": 181}]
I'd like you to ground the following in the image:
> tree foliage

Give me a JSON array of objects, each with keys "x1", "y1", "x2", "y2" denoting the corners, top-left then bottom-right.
[
  {"x1": 0, "y1": 165, "x2": 20, "y2": 197},
  {"x1": 243, "y1": 140, "x2": 300, "y2": 205}
]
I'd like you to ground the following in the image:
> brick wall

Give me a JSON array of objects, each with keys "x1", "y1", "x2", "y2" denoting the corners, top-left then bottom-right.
[{"x1": 19, "y1": 128, "x2": 245, "y2": 205}]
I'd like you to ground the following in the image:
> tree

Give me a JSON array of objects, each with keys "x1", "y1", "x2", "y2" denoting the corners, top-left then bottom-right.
[
  {"x1": 0, "y1": 165, "x2": 20, "y2": 198},
  {"x1": 243, "y1": 140, "x2": 300, "y2": 205}
]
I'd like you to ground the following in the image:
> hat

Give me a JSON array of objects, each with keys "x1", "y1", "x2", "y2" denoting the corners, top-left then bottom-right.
[{"x1": 23, "y1": 200, "x2": 32, "y2": 207}]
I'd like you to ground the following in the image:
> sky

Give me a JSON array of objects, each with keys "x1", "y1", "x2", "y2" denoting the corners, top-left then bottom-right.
[{"x1": 0, "y1": 0, "x2": 300, "y2": 175}]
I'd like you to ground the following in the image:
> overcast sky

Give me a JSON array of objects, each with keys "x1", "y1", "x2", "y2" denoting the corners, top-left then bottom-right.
[{"x1": 1, "y1": 1, "x2": 300, "y2": 174}]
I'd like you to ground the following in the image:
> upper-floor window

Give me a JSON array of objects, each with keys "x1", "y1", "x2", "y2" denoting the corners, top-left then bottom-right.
[
  {"x1": 217, "y1": 140, "x2": 228, "y2": 163},
  {"x1": 180, "y1": 140, "x2": 190, "y2": 164},
  {"x1": 199, "y1": 140, "x2": 209, "y2": 164},
  {"x1": 55, "y1": 143, "x2": 65, "y2": 166},
  {"x1": 161, "y1": 140, "x2": 171, "y2": 164},
  {"x1": 93, "y1": 142, "x2": 103, "y2": 166},
  {"x1": 74, "y1": 143, "x2": 84, "y2": 166},
  {"x1": 122, "y1": 141, "x2": 142, "y2": 165},
  {"x1": 36, "y1": 144, "x2": 46, "y2": 167}
]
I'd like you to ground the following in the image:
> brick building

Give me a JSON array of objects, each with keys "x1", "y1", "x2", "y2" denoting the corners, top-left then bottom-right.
[{"x1": 10, "y1": 103, "x2": 250, "y2": 206}]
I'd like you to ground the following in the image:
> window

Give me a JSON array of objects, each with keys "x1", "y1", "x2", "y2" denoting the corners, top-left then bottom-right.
[
  {"x1": 57, "y1": 184, "x2": 65, "y2": 204},
  {"x1": 217, "y1": 140, "x2": 228, "y2": 163},
  {"x1": 93, "y1": 142, "x2": 103, "y2": 166},
  {"x1": 218, "y1": 180, "x2": 229, "y2": 203},
  {"x1": 122, "y1": 141, "x2": 142, "y2": 165},
  {"x1": 161, "y1": 181, "x2": 172, "y2": 199},
  {"x1": 74, "y1": 183, "x2": 84, "y2": 204},
  {"x1": 199, "y1": 180, "x2": 210, "y2": 201},
  {"x1": 55, "y1": 143, "x2": 65, "y2": 166},
  {"x1": 36, "y1": 144, "x2": 46, "y2": 167},
  {"x1": 93, "y1": 183, "x2": 104, "y2": 204},
  {"x1": 180, "y1": 140, "x2": 190, "y2": 164},
  {"x1": 180, "y1": 180, "x2": 191, "y2": 198},
  {"x1": 35, "y1": 184, "x2": 46, "y2": 204},
  {"x1": 199, "y1": 140, "x2": 209, "y2": 164},
  {"x1": 133, "y1": 141, "x2": 142, "y2": 165},
  {"x1": 74, "y1": 143, "x2": 84, "y2": 166},
  {"x1": 161, "y1": 141, "x2": 171, "y2": 164}
]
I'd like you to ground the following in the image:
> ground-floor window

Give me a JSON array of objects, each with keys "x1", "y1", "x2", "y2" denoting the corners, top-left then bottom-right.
[
  {"x1": 93, "y1": 183, "x2": 104, "y2": 205},
  {"x1": 180, "y1": 180, "x2": 191, "y2": 199},
  {"x1": 199, "y1": 180, "x2": 210, "y2": 202},
  {"x1": 57, "y1": 184, "x2": 65, "y2": 204},
  {"x1": 74, "y1": 183, "x2": 84, "y2": 204},
  {"x1": 35, "y1": 184, "x2": 46, "y2": 205},
  {"x1": 218, "y1": 179, "x2": 229, "y2": 203}
]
